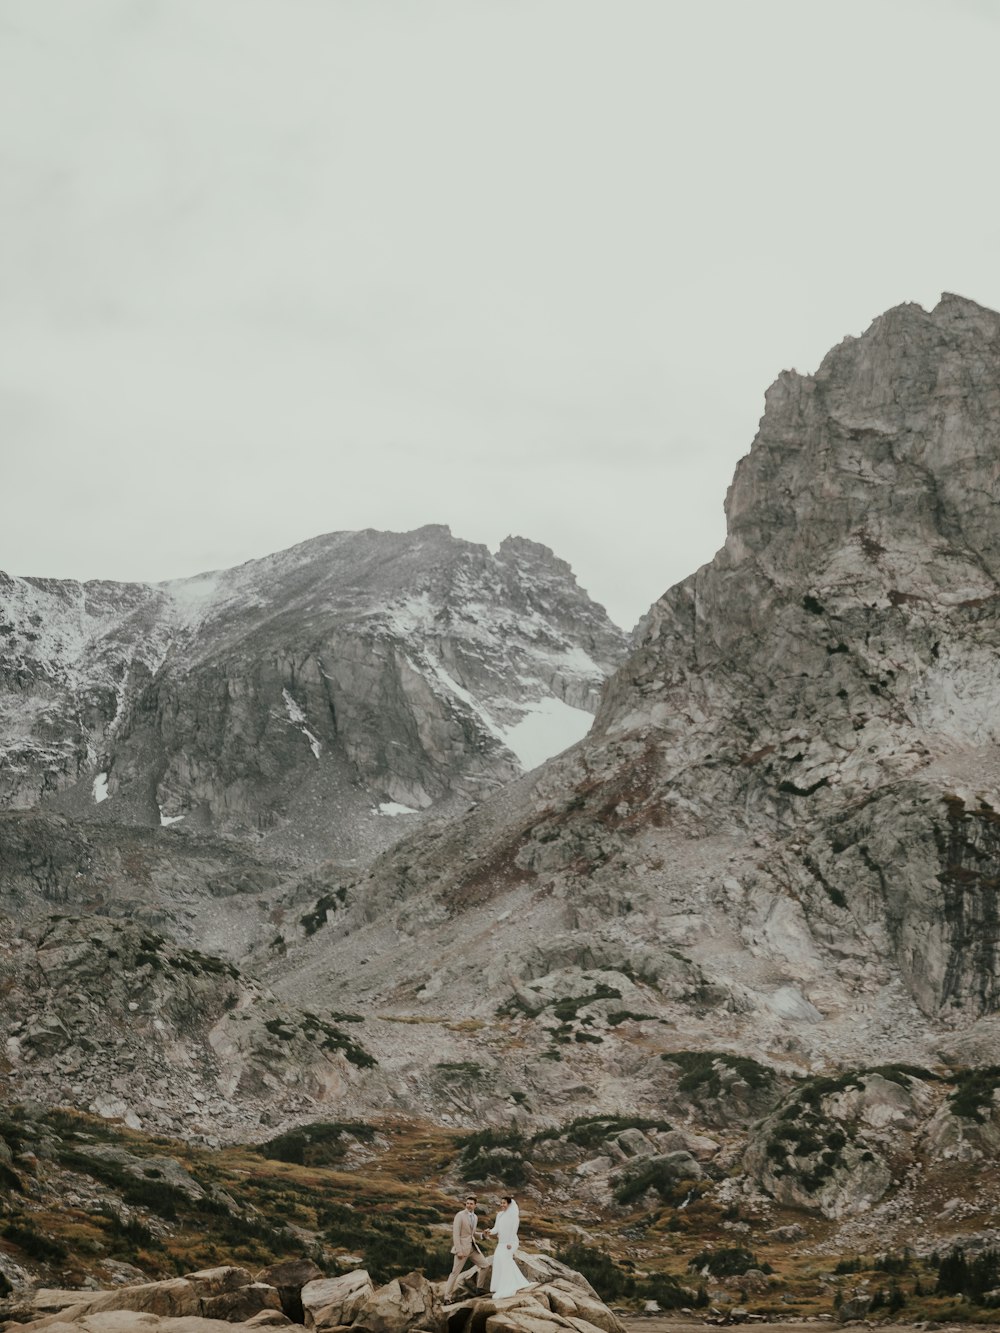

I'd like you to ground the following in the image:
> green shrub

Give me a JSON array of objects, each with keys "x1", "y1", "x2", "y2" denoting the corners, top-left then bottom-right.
[
  {"x1": 636, "y1": 1272, "x2": 694, "y2": 1309},
  {"x1": 688, "y1": 1246, "x2": 764, "y2": 1277},
  {"x1": 875, "y1": 1249, "x2": 913, "y2": 1275},
  {"x1": 302, "y1": 1013, "x2": 376, "y2": 1068},
  {"x1": 58, "y1": 1148, "x2": 188, "y2": 1220},
  {"x1": 607, "y1": 1010, "x2": 655, "y2": 1026},
  {"x1": 2, "y1": 1221, "x2": 69, "y2": 1264},
  {"x1": 834, "y1": 1257, "x2": 864, "y2": 1275},
  {"x1": 98, "y1": 1204, "x2": 158, "y2": 1252},
  {"x1": 614, "y1": 1163, "x2": 701, "y2": 1207},
  {"x1": 949, "y1": 1067, "x2": 1000, "y2": 1122},
  {"x1": 662, "y1": 1051, "x2": 774, "y2": 1097},
  {"x1": 0, "y1": 1161, "x2": 24, "y2": 1192},
  {"x1": 461, "y1": 1151, "x2": 528, "y2": 1188},
  {"x1": 458, "y1": 1127, "x2": 523, "y2": 1155},
  {"x1": 318, "y1": 1203, "x2": 449, "y2": 1284},
  {"x1": 257, "y1": 1121, "x2": 375, "y2": 1167},
  {"x1": 299, "y1": 889, "x2": 347, "y2": 936},
  {"x1": 936, "y1": 1246, "x2": 1000, "y2": 1303},
  {"x1": 551, "y1": 984, "x2": 621, "y2": 1023},
  {"x1": 532, "y1": 1115, "x2": 672, "y2": 1150},
  {"x1": 556, "y1": 1242, "x2": 635, "y2": 1301}
]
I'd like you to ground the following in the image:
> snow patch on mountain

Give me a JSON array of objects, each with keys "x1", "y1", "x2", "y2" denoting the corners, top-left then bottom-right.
[
  {"x1": 282, "y1": 688, "x2": 322, "y2": 760},
  {"x1": 500, "y1": 696, "x2": 594, "y2": 771}
]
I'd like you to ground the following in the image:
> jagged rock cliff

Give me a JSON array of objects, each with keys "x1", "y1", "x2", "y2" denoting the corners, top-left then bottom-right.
[
  {"x1": 0, "y1": 526, "x2": 626, "y2": 860},
  {"x1": 272, "y1": 294, "x2": 1000, "y2": 1097}
]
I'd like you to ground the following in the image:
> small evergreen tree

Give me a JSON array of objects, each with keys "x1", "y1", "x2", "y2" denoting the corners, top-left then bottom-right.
[{"x1": 936, "y1": 1248, "x2": 969, "y2": 1296}]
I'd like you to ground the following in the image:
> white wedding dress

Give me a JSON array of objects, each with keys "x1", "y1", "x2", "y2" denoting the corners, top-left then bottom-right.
[{"x1": 488, "y1": 1202, "x2": 530, "y2": 1298}]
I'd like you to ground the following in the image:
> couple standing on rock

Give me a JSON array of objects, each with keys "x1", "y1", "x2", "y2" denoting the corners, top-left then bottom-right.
[{"x1": 444, "y1": 1194, "x2": 529, "y2": 1301}]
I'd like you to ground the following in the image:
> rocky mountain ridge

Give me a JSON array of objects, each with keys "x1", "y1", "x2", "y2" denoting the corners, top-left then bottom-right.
[{"x1": 0, "y1": 526, "x2": 626, "y2": 862}]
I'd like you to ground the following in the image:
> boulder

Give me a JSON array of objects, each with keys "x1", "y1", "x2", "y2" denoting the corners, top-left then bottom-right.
[
  {"x1": 655, "y1": 1129, "x2": 720, "y2": 1161},
  {"x1": 16, "y1": 1278, "x2": 201, "y2": 1327},
  {"x1": 444, "y1": 1266, "x2": 624, "y2": 1333},
  {"x1": 513, "y1": 1257, "x2": 598, "y2": 1301},
  {"x1": 351, "y1": 1271, "x2": 442, "y2": 1333},
  {"x1": 484, "y1": 1310, "x2": 606, "y2": 1333},
  {"x1": 74, "y1": 1145, "x2": 205, "y2": 1201},
  {"x1": 301, "y1": 1270, "x2": 375, "y2": 1329},
  {"x1": 200, "y1": 1284, "x2": 283, "y2": 1322},
  {"x1": 185, "y1": 1267, "x2": 255, "y2": 1299},
  {"x1": 19, "y1": 1267, "x2": 278, "y2": 1329},
  {"x1": 612, "y1": 1129, "x2": 655, "y2": 1159},
  {"x1": 536, "y1": 1280, "x2": 626, "y2": 1333},
  {"x1": 4, "y1": 1312, "x2": 260, "y2": 1331},
  {"x1": 257, "y1": 1258, "x2": 325, "y2": 1324},
  {"x1": 837, "y1": 1295, "x2": 871, "y2": 1322}
]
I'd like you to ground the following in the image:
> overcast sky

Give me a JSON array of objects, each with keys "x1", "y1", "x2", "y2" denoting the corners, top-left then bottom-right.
[{"x1": 2, "y1": 0, "x2": 999, "y2": 628}]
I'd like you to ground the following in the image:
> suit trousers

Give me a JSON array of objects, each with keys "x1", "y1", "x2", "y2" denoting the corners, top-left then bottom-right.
[{"x1": 444, "y1": 1247, "x2": 488, "y2": 1296}]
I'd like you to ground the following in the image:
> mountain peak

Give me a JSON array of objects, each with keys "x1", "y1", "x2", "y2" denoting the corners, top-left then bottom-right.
[{"x1": 0, "y1": 525, "x2": 627, "y2": 854}]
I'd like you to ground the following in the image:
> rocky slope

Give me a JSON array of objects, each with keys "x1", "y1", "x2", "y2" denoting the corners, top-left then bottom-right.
[
  {"x1": 4, "y1": 294, "x2": 1000, "y2": 1246},
  {"x1": 268, "y1": 294, "x2": 1000, "y2": 1114},
  {"x1": 0, "y1": 911, "x2": 390, "y2": 1142},
  {"x1": 0, "y1": 526, "x2": 626, "y2": 860}
]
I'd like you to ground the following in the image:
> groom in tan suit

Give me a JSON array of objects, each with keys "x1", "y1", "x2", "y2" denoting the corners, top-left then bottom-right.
[{"x1": 443, "y1": 1195, "x2": 489, "y2": 1299}]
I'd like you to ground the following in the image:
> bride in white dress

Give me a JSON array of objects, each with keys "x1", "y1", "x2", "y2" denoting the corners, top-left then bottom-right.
[{"x1": 486, "y1": 1196, "x2": 530, "y2": 1298}]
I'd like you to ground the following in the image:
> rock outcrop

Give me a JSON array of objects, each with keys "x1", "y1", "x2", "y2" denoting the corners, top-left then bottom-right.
[
  {"x1": 0, "y1": 913, "x2": 381, "y2": 1137},
  {"x1": 2, "y1": 1257, "x2": 624, "y2": 1333}
]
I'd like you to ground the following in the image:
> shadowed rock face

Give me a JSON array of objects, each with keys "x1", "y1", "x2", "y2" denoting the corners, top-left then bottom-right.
[{"x1": 0, "y1": 526, "x2": 626, "y2": 859}]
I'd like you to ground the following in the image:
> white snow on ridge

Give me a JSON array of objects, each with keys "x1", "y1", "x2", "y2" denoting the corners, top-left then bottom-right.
[
  {"x1": 282, "y1": 688, "x2": 308, "y2": 725},
  {"x1": 159, "y1": 808, "x2": 185, "y2": 826},
  {"x1": 93, "y1": 771, "x2": 109, "y2": 803},
  {"x1": 500, "y1": 696, "x2": 593, "y2": 771},
  {"x1": 163, "y1": 572, "x2": 225, "y2": 626},
  {"x1": 383, "y1": 592, "x2": 435, "y2": 638},
  {"x1": 282, "y1": 688, "x2": 321, "y2": 759}
]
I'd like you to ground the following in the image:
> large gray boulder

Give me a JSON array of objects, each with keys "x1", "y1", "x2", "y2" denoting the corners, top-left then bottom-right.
[
  {"x1": 350, "y1": 1270, "x2": 443, "y2": 1333},
  {"x1": 302, "y1": 1269, "x2": 376, "y2": 1330}
]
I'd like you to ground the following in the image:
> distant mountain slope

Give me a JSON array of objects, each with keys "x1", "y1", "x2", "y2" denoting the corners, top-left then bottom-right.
[{"x1": 0, "y1": 525, "x2": 626, "y2": 859}]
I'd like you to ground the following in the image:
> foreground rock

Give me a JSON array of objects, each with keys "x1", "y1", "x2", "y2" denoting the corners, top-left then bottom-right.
[
  {"x1": 446, "y1": 1281, "x2": 626, "y2": 1333},
  {"x1": 2, "y1": 1254, "x2": 624, "y2": 1333},
  {"x1": 302, "y1": 1268, "x2": 376, "y2": 1329},
  {"x1": 1, "y1": 1268, "x2": 285, "y2": 1331}
]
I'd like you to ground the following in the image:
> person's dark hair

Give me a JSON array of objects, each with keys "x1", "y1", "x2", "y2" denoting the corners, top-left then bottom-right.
[
  {"x1": 465, "y1": 1195, "x2": 477, "y2": 1203},
  {"x1": 501, "y1": 1195, "x2": 513, "y2": 1205}
]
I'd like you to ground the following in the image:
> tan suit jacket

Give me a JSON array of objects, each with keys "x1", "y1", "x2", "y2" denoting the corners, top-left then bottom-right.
[{"x1": 451, "y1": 1208, "x2": 481, "y2": 1257}]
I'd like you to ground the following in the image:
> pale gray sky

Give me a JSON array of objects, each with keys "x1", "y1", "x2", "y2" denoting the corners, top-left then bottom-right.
[{"x1": 2, "y1": 0, "x2": 999, "y2": 627}]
